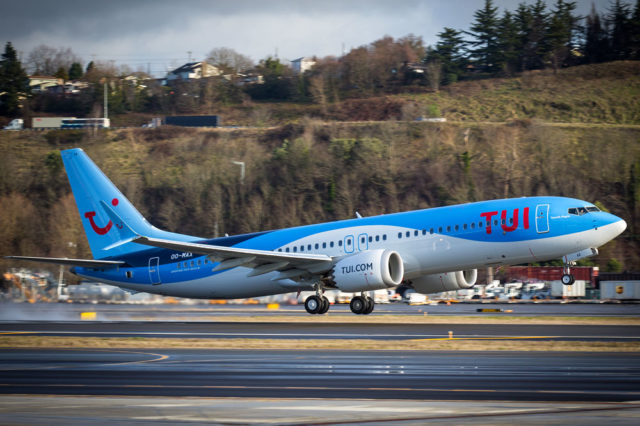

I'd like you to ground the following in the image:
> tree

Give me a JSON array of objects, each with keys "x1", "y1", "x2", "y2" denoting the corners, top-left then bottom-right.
[
  {"x1": 26, "y1": 45, "x2": 81, "y2": 76},
  {"x1": 519, "y1": 0, "x2": 550, "y2": 70},
  {"x1": 608, "y1": 0, "x2": 633, "y2": 60},
  {"x1": 0, "y1": 42, "x2": 30, "y2": 117},
  {"x1": 206, "y1": 47, "x2": 254, "y2": 75},
  {"x1": 466, "y1": 0, "x2": 501, "y2": 73},
  {"x1": 632, "y1": 0, "x2": 640, "y2": 59},
  {"x1": 547, "y1": 0, "x2": 580, "y2": 72},
  {"x1": 497, "y1": 11, "x2": 521, "y2": 74},
  {"x1": 429, "y1": 27, "x2": 467, "y2": 83},
  {"x1": 585, "y1": 3, "x2": 609, "y2": 63},
  {"x1": 68, "y1": 62, "x2": 83, "y2": 80}
]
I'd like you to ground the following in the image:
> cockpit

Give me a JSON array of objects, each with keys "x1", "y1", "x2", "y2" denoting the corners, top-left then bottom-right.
[{"x1": 568, "y1": 206, "x2": 600, "y2": 216}]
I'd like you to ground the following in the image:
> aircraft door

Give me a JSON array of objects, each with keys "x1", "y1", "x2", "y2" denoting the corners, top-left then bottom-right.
[
  {"x1": 535, "y1": 204, "x2": 550, "y2": 233},
  {"x1": 149, "y1": 257, "x2": 161, "y2": 285},
  {"x1": 358, "y1": 233, "x2": 369, "y2": 251}
]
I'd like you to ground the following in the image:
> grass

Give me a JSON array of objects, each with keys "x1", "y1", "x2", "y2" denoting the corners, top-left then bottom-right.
[{"x1": 1, "y1": 335, "x2": 638, "y2": 352}]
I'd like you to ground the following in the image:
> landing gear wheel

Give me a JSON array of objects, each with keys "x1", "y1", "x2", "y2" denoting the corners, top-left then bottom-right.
[
  {"x1": 350, "y1": 296, "x2": 366, "y2": 314},
  {"x1": 363, "y1": 297, "x2": 375, "y2": 314},
  {"x1": 305, "y1": 295, "x2": 322, "y2": 314},
  {"x1": 318, "y1": 296, "x2": 330, "y2": 314},
  {"x1": 561, "y1": 274, "x2": 575, "y2": 285}
]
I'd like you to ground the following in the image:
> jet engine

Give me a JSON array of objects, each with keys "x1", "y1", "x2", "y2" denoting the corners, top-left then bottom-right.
[
  {"x1": 410, "y1": 269, "x2": 477, "y2": 294},
  {"x1": 328, "y1": 249, "x2": 404, "y2": 292}
]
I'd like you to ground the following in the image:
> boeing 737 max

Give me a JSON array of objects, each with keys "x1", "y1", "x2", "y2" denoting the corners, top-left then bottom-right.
[{"x1": 6, "y1": 148, "x2": 627, "y2": 314}]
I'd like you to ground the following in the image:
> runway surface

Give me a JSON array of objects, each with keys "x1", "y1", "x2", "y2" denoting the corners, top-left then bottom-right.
[
  {"x1": 1, "y1": 348, "x2": 639, "y2": 403},
  {"x1": 1, "y1": 320, "x2": 639, "y2": 341},
  {"x1": 1, "y1": 300, "x2": 639, "y2": 322}
]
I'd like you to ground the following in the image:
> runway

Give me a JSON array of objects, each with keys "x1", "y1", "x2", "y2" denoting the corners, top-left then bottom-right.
[
  {"x1": 1, "y1": 320, "x2": 639, "y2": 341},
  {"x1": 1, "y1": 348, "x2": 639, "y2": 402}
]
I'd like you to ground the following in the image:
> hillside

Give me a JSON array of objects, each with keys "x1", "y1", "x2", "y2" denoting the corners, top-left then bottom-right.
[
  {"x1": 180, "y1": 61, "x2": 640, "y2": 126},
  {"x1": 1, "y1": 61, "x2": 639, "y2": 274}
]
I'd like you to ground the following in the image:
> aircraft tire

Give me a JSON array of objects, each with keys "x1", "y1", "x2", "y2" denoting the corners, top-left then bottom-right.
[
  {"x1": 319, "y1": 296, "x2": 330, "y2": 314},
  {"x1": 363, "y1": 297, "x2": 375, "y2": 314},
  {"x1": 350, "y1": 296, "x2": 366, "y2": 314},
  {"x1": 305, "y1": 295, "x2": 322, "y2": 314},
  {"x1": 561, "y1": 274, "x2": 575, "y2": 285}
]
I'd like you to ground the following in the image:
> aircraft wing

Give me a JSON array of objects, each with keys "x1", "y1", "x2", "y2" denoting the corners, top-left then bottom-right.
[
  {"x1": 133, "y1": 236, "x2": 334, "y2": 280},
  {"x1": 4, "y1": 256, "x2": 126, "y2": 268}
]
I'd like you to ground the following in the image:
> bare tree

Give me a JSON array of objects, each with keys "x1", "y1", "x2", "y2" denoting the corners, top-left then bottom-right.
[
  {"x1": 26, "y1": 45, "x2": 82, "y2": 76},
  {"x1": 206, "y1": 47, "x2": 254, "y2": 75}
]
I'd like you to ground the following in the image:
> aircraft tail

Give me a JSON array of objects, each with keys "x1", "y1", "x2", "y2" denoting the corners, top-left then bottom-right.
[{"x1": 61, "y1": 148, "x2": 195, "y2": 260}]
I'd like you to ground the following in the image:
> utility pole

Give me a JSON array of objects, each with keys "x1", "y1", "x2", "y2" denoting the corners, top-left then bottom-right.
[
  {"x1": 232, "y1": 161, "x2": 245, "y2": 184},
  {"x1": 103, "y1": 82, "x2": 108, "y2": 119}
]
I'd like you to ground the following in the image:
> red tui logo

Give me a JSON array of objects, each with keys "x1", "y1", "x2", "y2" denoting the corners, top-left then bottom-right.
[{"x1": 84, "y1": 198, "x2": 118, "y2": 235}]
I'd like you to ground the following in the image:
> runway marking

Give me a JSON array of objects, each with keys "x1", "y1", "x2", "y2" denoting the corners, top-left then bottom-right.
[{"x1": 0, "y1": 332, "x2": 34, "y2": 335}]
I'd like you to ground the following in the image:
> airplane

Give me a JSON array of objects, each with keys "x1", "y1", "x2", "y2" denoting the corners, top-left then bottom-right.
[{"x1": 6, "y1": 148, "x2": 627, "y2": 315}]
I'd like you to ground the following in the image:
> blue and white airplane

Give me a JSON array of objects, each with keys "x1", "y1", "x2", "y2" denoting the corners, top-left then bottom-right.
[{"x1": 7, "y1": 148, "x2": 627, "y2": 314}]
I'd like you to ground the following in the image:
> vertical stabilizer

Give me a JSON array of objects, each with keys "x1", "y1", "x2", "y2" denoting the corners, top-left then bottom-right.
[{"x1": 61, "y1": 148, "x2": 195, "y2": 259}]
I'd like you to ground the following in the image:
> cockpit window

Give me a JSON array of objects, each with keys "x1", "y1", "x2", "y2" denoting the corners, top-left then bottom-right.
[{"x1": 568, "y1": 206, "x2": 599, "y2": 216}]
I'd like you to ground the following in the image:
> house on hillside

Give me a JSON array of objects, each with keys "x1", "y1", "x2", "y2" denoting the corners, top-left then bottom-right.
[
  {"x1": 290, "y1": 57, "x2": 316, "y2": 74},
  {"x1": 29, "y1": 76, "x2": 63, "y2": 93},
  {"x1": 165, "y1": 61, "x2": 221, "y2": 84}
]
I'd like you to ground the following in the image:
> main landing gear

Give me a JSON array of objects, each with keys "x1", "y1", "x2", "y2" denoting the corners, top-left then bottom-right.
[
  {"x1": 304, "y1": 294, "x2": 330, "y2": 314},
  {"x1": 350, "y1": 294, "x2": 374, "y2": 315}
]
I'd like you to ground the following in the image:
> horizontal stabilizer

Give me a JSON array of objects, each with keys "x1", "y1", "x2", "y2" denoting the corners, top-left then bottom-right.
[{"x1": 4, "y1": 256, "x2": 125, "y2": 268}]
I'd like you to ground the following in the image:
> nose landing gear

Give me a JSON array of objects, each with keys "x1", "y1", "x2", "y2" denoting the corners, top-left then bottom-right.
[{"x1": 561, "y1": 264, "x2": 575, "y2": 286}]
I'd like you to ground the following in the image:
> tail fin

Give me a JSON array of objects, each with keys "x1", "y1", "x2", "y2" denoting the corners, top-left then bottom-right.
[{"x1": 61, "y1": 148, "x2": 195, "y2": 259}]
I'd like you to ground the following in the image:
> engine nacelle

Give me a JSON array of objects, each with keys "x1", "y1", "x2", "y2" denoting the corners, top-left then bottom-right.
[
  {"x1": 410, "y1": 269, "x2": 477, "y2": 294},
  {"x1": 331, "y1": 250, "x2": 404, "y2": 292}
]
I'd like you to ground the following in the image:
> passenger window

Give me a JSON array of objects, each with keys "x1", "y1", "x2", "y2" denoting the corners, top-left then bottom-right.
[
  {"x1": 430, "y1": 228, "x2": 434, "y2": 234},
  {"x1": 463, "y1": 224, "x2": 467, "y2": 230},
  {"x1": 338, "y1": 240, "x2": 343, "y2": 247},
  {"x1": 300, "y1": 246, "x2": 304, "y2": 252},
  {"x1": 293, "y1": 247, "x2": 297, "y2": 252},
  {"x1": 368, "y1": 236, "x2": 372, "y2": 243},
  {"x1": 455, "y1": 225, "x2": 459, "y2": 231},
  {"x1": 197, "y1": 259, "x2": 201, "y2": 266},
  {"x1": 183, "y1": 262, "x2": 187, "y2": 268},
  {"x1": 308, "y1": 244, "x2": 312, "y2": 251},
  {"x1": 176, "y1": 263, "x2": 181, "y2": 270},
  {"x1": 414, "y1": 230, "x2": 419, "y2": 236},
  {"x1": 126, "y1": 271, "x2": 133, "y2": 278},
  {"x1": 375, "y1": 235, "x2": 380, "y2": 241},
  {"x1": 471, "y1": 222, "x2": 475, "y2": 229},
  {"x1": 446, "y1": 226, "x2": 451, "y2": 232},
  {"x1": 493, "y1": 220, "x2": 498, "y2": 226},
  {"x1": 190, "y1": 260, "x2": 194, "y2": 267},
  {"x1": 322, "y1": 242, "x2": 326, "y2": 248},
  {"x1": 406, "y1": 231, "x2": 410, "y2": 237},
  {"x1": 422, "y1": 229, "x2": 426, "y2": 235},
  {"x1": 383, "y1": 235, "x2": 387, "y2": 241},
  {"x1": 315, "y1": 243, "x2": 319, "y2": 249},
  {"x1": 398, "y1": 232, "x2": 402, "y2": 239},
  {"x1": 438, "y1": 227, "x2": 442, "y2": 233},
  {"x1": 330, "y1": 241, "x2": 334, "y2": 248},
  {"x1": 286, "y1": 248, "x2": 290, "y2": 252}
]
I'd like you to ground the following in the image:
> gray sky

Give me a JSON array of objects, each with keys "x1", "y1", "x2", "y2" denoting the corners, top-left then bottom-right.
[{"x1": 1, "y1": 0, "x2": 614, "y2": 76}]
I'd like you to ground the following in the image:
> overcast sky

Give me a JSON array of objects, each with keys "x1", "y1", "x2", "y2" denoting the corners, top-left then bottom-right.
[{"x1": 1, "y1": 0, "x2": 614, "y2": 76}]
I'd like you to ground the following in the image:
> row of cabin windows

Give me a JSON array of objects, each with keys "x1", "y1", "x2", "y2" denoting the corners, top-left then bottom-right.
[
  {"x1": 277, "y1": 234, "x2": 389, "y2": 253},
  {"x1": 176, "y1": 258, "x2": 210, "y2": 269},
  {"x1": 396, "y1": 217, "x2": 516, "y2": 239},
  {"x1": 274, "y1": 216, "x2": 521, "y2": 253}
]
